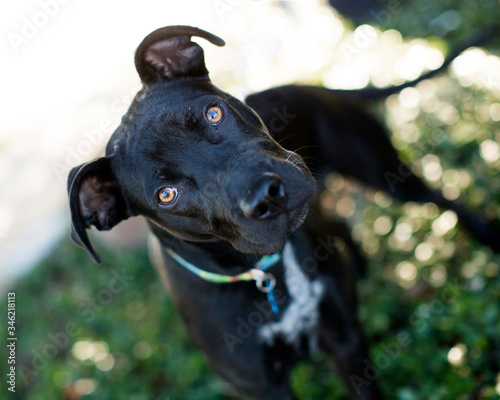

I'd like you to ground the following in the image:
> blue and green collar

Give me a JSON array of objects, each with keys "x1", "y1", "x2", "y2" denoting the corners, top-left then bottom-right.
[{"x1": 166, "y1": 248, "x2": 282, "y2": 314}]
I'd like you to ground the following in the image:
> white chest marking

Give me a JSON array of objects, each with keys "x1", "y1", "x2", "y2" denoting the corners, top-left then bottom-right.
[{"x1": 259, "y1": 242, "x2": 325, "y2": 352}]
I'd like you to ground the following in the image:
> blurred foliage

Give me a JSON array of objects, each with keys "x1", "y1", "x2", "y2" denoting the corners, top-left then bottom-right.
[
  {"x1": 2, "y1": 0, "x2": 500, "y2": 399},
  {"x1": 0, "y1": 240, "x2": 239, "y2": 400},
  {"x1": 377, "y1": 0, "x2": 500, "y2": 45}
]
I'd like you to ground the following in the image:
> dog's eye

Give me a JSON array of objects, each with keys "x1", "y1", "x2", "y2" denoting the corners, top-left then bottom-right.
[
  {"x1": 206, "y1": 105, "x2": 224, "y2": 125},
  {"x1": 158, "y1": 187, "x2": 178, "y2": 205}
]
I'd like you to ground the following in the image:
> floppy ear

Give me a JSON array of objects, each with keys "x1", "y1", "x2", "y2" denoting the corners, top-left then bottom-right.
[
  {"x1": 134, "y1": 25, "x2": 225, "y2": 85},
  {"x1": 67, "y1": 157, "x2": 132, "y2": 263}
]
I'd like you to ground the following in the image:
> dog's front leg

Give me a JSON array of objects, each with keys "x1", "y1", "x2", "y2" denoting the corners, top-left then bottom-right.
[{"x1": 318, "y1": 286, "x2": 383, "y2": 400}]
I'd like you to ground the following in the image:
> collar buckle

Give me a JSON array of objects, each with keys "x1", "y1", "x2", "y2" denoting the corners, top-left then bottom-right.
[{"x1": 251, "y1": 269, "x2": 276, "y2": 293}]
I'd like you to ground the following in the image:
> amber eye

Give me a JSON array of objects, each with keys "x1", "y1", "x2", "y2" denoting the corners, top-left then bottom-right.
[
  {"x1": 158, "y1": 187, "x2": 178, "y2": 204},
  {"x1": 206, "y1": 105, "x2": 224, "y2": 125}
]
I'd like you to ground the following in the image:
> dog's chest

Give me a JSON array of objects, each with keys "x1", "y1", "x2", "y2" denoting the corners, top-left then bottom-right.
[{"x1": 259, "y1": 242, "x2": 325, "y2": 353}]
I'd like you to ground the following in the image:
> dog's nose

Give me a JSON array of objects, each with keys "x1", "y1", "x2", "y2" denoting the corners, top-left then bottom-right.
[{"x1": 240, "y1": 173, "x2": 286, "y2": 220}]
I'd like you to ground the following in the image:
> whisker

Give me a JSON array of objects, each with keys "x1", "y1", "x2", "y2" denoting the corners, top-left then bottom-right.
[{"x1": 292, "y1": 145, "x2": 318, "y2": 153}]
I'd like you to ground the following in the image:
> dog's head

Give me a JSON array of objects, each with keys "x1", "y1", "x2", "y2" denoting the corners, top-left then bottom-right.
[{"x1": 68, "y1": 26, "x2": 316, "y2": 263}]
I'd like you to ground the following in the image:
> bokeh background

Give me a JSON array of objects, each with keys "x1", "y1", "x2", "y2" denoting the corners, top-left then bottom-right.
[{"x1": 1, "y1": 0, "x2": 500, "y2": 399}]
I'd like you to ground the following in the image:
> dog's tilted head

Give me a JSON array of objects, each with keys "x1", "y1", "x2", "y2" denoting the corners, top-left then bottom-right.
[{"x1": 67, "y1": 26, "x2": 316, "y2": 263}]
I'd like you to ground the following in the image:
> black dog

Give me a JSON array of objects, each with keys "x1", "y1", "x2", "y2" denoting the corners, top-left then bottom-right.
[{"x1": 68, "y1": 26, "x2": 499, "y2": 399}]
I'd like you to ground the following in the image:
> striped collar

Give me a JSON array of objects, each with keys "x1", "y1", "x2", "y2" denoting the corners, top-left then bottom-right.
[{"x1": 166, "y1": 248, "x2": 282, "y2": 314}]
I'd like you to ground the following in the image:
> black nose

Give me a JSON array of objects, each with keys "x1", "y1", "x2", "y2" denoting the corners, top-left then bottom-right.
[{"x1": 240, "y1": 173, "x2": 286, "y2": 220}]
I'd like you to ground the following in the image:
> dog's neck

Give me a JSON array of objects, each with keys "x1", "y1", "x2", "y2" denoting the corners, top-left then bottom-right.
[{"x1": 148, "y1": 220, "x2": 266, "y2": 273}]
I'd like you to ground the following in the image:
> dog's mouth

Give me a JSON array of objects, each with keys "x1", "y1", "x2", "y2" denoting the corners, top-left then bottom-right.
[
  {"x1": 289, "y1": 201, "x2": 310, "y2": 232},
  {"x1": 229, "y1": 201, "x2": 310, "y2": 255}
]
